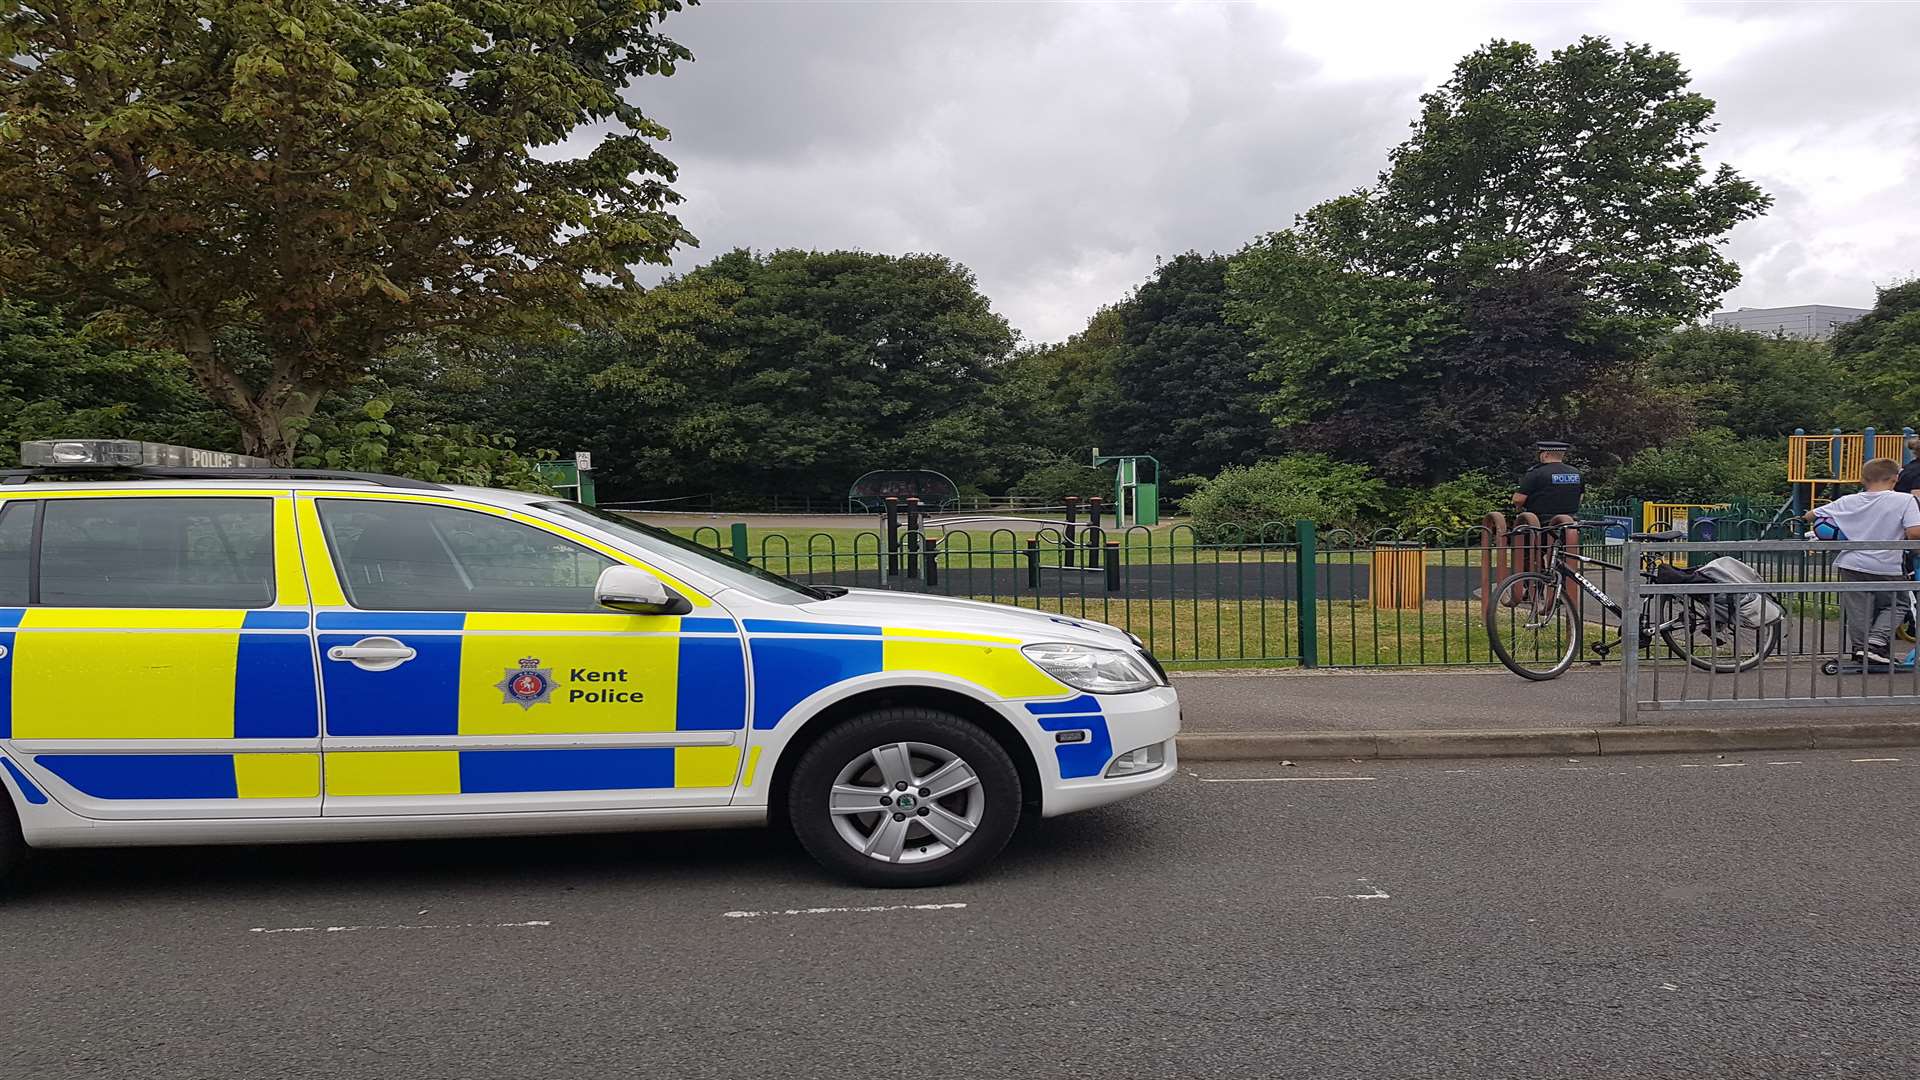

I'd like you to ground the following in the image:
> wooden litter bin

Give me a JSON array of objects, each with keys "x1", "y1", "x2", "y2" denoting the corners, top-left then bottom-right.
[{"x1": 1371, "y1": 541, "x2": 1426, "y2": 610}]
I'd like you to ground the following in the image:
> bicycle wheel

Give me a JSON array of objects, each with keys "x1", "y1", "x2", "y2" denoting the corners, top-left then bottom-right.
[
  {"x1": 1486, "y1": 572, "x2": 1582, "y2": 680},
  {"x1": 1657, "y1": 596, "x2": 1779, "y2": 674}
]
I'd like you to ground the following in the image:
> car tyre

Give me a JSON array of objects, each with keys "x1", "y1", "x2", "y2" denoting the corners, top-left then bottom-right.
[
  {"x1": 0, "y1": 788, "x2": 25, "y2": 893},
  {"x1": 789, "y1": 708, "x2": 1023, "y2": 888}
]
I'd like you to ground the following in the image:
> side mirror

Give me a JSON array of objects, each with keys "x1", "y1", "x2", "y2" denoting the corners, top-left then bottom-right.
[{"x1": 595, "y1": 565, "x2": 692, "y2": 616}]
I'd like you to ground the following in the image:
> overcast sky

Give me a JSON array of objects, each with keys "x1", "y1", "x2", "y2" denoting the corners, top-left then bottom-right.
[{"x1": 631, "y1": 0, "x2": 1920, "y2": 343}]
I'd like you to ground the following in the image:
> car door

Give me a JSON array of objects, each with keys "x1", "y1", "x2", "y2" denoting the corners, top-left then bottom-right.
[
  {"x1": 300, "y1": 493, "x2": 749, "y2": 817},
  {"x1": 0, "y1": 491, "x2": 322, "y2": 820}
]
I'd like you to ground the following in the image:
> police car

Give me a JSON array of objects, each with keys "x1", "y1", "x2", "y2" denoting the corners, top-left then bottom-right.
[{"x1": 0, "y1": 441, "x2": 1179, "y2": 888}]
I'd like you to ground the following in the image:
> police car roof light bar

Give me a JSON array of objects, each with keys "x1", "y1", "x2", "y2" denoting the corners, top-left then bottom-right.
[{"x1": 7, "y1": 440, "x2": 448, "y2": 490}]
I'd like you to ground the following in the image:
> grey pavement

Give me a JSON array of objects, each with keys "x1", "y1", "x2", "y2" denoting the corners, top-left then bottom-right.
[
  {"x1": 4, "y1": 750, "x2": 1918, "y2": 1079},
  {"x1": 1173, "y1": 666, "x2": 1920, "y2": 732}
]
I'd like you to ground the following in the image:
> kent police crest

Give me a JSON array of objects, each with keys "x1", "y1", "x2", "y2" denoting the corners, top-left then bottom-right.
[{"x1": 496, "y1": 657, "x2": 557, "y2": 709}]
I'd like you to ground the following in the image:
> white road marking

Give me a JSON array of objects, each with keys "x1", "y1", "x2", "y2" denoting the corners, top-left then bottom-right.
[
  {"x1": 1766, "y1": 761, "x2": 1803, "y2": 766},
  {"x1": 722, "y1": 903, "x2": 968, "y2": 919},
  {"x1": 1190, "y1": 776, "x2": 1377, "y2": 783},
  {"x1": 1712, "y1": 762, "x2": 1747, "y2": 768},
  {"x1": 1852, "y1": 757, "x2": 1901, "y2": 763},
  {"x1": 1314, "y1": 879, "x2": 1391, "y2": 901},
  {"x1": 250, "y1": 920, "x2": 552, "y2": 935}
]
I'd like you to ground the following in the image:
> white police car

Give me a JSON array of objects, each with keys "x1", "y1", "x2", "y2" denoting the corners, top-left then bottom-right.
[{"x1": 0, "y1": 441, "x2": 1179, "y2": 887}]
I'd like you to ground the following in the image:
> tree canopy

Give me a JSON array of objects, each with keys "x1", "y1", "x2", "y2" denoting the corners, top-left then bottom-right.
[
  {"x1": 1832, "y1": 280, "x2": 1920, "y2": 425},
  {"x1": 1097, "y1": 253, "x2": 1273, "y2": 482},
  {"x1": 1227, "y1": 36, "x2": 1769, "y2": 484},
  {"x1": 486, "y1": 248, "x2": 1020, "y2": 500},
  {"x1": 0, "y1": 0, "x2": 697, "y2": 461}
]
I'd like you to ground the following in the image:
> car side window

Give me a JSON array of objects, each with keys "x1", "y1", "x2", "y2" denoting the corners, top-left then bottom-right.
[
  {"x1": 317, "y1": 499, "x2": 615, "y2": 613},
  {"x1": 0, "y1": 501, "x2": 33, "y2": 605},
  {"x1": 37, "y1": 497, "x2": 275, "y2": 608}
]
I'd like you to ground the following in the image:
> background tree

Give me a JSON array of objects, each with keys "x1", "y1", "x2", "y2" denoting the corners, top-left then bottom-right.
[
  {"x1": 989, "y1": 305, "x2": 1124, "y2": 468},
  {"x1": 1228, "y1": 36, "x2": 1769, "y2": 484},
  {"x1": 1097, "y1": 253, "x2": 1273, "y2": 480},
  {"x1": 528, "y1": 248, "x2": 1017, "y2": 500},
  {"x1": 1649, "y1": 326, "x2": 1855, "y2": 437},
  {"x1": 1832, "y1": 280, "x2": 1920, "y2": 425},
  {"x1": 0, "y1": 300, "x2": 233, "y2": 463},
  {"x1": 0, "y1": 0, "x2": 697, "y2": 462}
]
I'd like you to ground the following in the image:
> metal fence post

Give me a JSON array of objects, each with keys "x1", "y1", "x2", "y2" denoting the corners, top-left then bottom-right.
[
  {"x1": 1296, "y1": 520, "x2": 1319, "y2": 668},
  {"x1": 885, "y1": 497, "x2": 900, "y2": 578},
  {"x1": 1619, "y1": 540, "x2": 1641, "y2": 725},
  {"x1": 729, "y1": 522, "x2": 749, "y2": 563}
]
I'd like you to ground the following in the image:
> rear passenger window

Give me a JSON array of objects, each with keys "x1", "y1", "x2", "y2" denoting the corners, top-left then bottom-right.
[
  {"x1": 38, "y1": 498, "x2": 275, "y2": 608},
  {"x1": 0, "y1": 501, "x2": 33, "y2": 605},
  {"x1": 318, "y1": 500, "x2": 614, "y2": 613}
]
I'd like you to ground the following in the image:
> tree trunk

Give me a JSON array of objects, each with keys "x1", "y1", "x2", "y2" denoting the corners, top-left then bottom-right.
[{"x1": 176, "y1": 324, "x2": 322, "y2": 466}]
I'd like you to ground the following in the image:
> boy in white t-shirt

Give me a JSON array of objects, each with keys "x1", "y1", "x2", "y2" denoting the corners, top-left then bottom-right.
[{"x1": 1808, "y1": 457, "x2": 1920, "y2": 665}]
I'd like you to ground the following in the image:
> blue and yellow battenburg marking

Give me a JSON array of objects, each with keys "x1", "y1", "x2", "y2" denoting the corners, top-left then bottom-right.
[
  {"x1": 322, "y1": 746, "x2": 743, "y2": 797},
  {"x1": 1025, "y1": 696, "x2": 1113, "y2": 780},
  {"x1": 314, "y1": 612, "x2": 747, "y2": 737},
  {"x1": 742, "y1": 621, "x2": 1068, "y2": 730},
  {"x1": 34, "y1": 753, "x2": 320, "y2": 800},
  {"x1": 0, "y1": 606, "x2": 317, "y2": 741}
]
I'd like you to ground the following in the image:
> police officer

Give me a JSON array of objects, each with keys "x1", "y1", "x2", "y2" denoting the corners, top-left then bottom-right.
[
  {"x1": 1512, "y1": 440, "x2": 1585, "y2": 519},
  {"x1": 1896, "y1": 434, "x2": 1920, "y2": 495}
]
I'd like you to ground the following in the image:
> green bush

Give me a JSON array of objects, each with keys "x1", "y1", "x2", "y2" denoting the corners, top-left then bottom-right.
[
  {"x1": 1600, "y1": 427, "x2": 1786, "y2": 503},
  {"x1": 1008, "y1": 460, "x2": 1112, "y2": 504},
  {"x1": 1181, "y1": 454, "x2": 1388, "y2": 541},
  {"x1": 1394, "y1": 470, "x2": 1509, "y2": 535},
  {"x1": 295, "y1": 399, "x2": 556, "y2": 493}
]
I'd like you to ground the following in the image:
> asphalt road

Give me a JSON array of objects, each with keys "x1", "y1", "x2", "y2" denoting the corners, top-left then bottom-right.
[{"x1": 4, "y1": 750, "x2": 1917, "y2": 1080}]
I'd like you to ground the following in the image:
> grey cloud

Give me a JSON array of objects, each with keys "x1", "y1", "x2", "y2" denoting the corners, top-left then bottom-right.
[{"x1": 625, "y1": 0, "x2": 1920, "y2": 340}]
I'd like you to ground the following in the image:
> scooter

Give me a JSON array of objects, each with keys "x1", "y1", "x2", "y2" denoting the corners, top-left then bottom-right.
[{"x1": 1813, "y1": 516, "x2": 1920, "y2": 675}]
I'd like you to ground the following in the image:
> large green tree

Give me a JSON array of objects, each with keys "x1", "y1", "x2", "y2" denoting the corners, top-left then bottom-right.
[
  {"x1": 1229, "y1": 36, "x2": 1769, "y2": 483},
  {"x1": 497, "y1": 249, "x2": 1019, "y2": 500},
  {"x1": 0, "y1": 299, "x2": 233, "y2": 462},
  {"x1": 1097, "y1": 253, "x2": 1273, "y2": 481},
  {"x1": 989, "y1": 304, "x2": 1125, "y2": 467},
  {"x1": 0, "y1": 0, "x2": 696, "y2": 462},
  {"x1": 1832, "y1": 280, "x2": 1920, "y2": 425},
  {"x1": 1649, "y1": 325, "x2": 1855, "y2": 437}
]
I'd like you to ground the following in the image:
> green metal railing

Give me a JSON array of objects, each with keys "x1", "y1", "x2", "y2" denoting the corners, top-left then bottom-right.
[{"x1": 672, "y1": 515, "x2": 1813, "y2": 670}]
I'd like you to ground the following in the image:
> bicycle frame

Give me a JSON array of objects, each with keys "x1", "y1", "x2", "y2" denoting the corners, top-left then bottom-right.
[{"x1": 1529, "y1": 537, "x2": 1694, "y2": 647}]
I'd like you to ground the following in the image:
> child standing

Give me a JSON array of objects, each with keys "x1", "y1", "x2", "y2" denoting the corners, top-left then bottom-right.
[{"x1": 1809, "y1": 457, "x2": 1920, "y2": 665}]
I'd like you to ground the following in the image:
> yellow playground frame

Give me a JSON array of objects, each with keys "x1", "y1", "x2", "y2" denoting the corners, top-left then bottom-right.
[{"x1": 1789, "y1": 427, "x2": 1914, "y2": 511}]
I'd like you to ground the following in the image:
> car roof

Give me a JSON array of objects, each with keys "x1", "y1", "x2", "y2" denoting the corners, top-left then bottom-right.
[{"x1": 0, "y1": 477, "x2": 548, "y2": 505}]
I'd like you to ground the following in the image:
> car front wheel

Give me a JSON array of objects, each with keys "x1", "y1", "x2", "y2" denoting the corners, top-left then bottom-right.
[
  {"x1": 788, "y1": 708, "x2": 1023, "y2": 888},
  {"x1": 0, "y1": 790, "x2": 24, "y2": 893}
]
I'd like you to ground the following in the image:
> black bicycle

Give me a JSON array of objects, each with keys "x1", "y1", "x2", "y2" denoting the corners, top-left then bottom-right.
[{"x1": 1485, "y1": 522, "x2": 1782, "y2": 681}]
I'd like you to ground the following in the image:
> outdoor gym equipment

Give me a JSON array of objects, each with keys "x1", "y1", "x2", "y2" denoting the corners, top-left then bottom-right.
[
  {"x1": 848, "y1": 469, "x2": 961, "y2": 514},
  {"x1": 878, "y1": 496, "x2": 1122, "y2": 593},
  {"x1": 1092, "y1": 450, "x2": 1160, "y2": 527}
]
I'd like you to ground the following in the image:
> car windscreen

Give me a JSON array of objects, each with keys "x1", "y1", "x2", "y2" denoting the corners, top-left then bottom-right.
[{"x1": 534, "y1": 502, "x2": 821, "y2": 603}]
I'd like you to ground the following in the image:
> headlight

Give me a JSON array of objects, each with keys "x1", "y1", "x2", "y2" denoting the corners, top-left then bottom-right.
[{"x1": 1022, "y1": 642, "x2": 1158, "y2": 694}]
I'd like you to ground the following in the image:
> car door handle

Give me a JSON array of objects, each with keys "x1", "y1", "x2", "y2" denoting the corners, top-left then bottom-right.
[{"x1": 326, "y1": 637, "x2": 417, "y2": 671}]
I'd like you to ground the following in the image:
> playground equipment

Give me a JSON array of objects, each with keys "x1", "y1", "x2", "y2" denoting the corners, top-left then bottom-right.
[
  {"x1": 847, "y1": 469, "x2": 960, "y2": 513},
  {"x1": 536, "y1": 454, "x2": 596, "y2": 506},
  {"x1": 1092, "y1": 450, "x2": 1161, "y2": 527},
  {"x1": 874, "y1": 496, "x2": 1123, "y2": 593},
  {"x1": 1788, "y1": 426, "x2": 1916, "y2": 515}
]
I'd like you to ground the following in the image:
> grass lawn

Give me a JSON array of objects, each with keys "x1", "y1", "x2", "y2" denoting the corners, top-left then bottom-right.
[{"x1": 947, "y1": 596, "x2": 1617, "y2": 670}]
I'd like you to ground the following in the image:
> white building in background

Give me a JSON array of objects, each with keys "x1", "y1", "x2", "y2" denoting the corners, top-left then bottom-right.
[{"x1": 1710, "y1": 304, "x2": 1870, "y2": 341}]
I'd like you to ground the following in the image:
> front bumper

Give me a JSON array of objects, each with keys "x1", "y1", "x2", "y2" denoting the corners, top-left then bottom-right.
[{"x1": 1033, "y1": 684, "x2": 1181, "y2": 817}]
